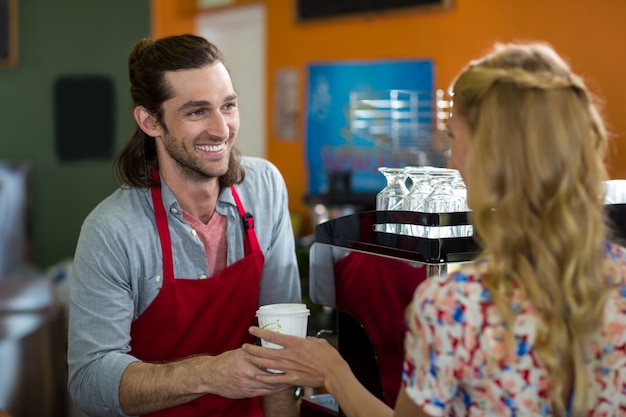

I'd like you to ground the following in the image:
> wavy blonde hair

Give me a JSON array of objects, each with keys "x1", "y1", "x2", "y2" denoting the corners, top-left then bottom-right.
[{"x1": 450, "y1": 42, "x2": 611, "y2": 416}]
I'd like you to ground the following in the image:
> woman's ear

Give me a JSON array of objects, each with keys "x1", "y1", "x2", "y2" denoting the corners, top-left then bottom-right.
[{"x1": 134, "y1": 106, "x2": 161, "y2": 137}]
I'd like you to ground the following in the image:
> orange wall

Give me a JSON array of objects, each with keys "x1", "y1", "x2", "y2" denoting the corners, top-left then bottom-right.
[{"x1": 152, "y1": 0, "x2": 626, "y2": 231}]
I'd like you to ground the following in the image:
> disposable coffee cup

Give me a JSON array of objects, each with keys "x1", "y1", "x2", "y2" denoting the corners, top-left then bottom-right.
[
  {"x1": 256, "y1": 303, "x2": 310, "y2": 373},
  {"x1": 256, "y1": 303, "x2": 310, "y2": 347}
]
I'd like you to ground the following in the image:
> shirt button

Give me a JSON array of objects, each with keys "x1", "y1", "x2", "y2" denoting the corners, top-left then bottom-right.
[
  {"x1": 199, "y1": 274, "x2": 207, "y2": 279},
  {"x1": 170, "y1": 207, "x2": 179, "y2": 214},
  {"x1": 191, "y1": 229, "x2": 198, "y2": 237},
  {"x1": 155, "y1": 275, "x2": 161, "y2": 283}
]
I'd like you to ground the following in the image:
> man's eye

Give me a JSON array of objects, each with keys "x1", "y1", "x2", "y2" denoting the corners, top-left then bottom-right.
[
  {"x1": 224, "y1": 102, "x2": 237, "y2": 111},
  {"x1": 190, "y1": 109, "x2": 205, "y2": 116}
]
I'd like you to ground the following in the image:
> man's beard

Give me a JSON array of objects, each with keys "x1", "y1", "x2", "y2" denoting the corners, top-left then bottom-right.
[{"x1": 161, "y1": 129, "x2": 232, "y2": 182}]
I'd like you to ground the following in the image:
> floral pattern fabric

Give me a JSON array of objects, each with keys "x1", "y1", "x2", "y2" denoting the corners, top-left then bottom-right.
[{"x1": 402, "y1": 241, "x2": 626, "y2": 416}]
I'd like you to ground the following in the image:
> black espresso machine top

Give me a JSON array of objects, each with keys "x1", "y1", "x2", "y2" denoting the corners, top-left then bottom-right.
[{"x1": 314, "y1": 204, "x2": 626, "y2": 265}]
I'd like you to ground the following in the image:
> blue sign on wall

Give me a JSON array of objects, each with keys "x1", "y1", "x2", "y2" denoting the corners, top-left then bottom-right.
[{"x1": 305, "y1": 59, "x2": 435, "y2": 195}]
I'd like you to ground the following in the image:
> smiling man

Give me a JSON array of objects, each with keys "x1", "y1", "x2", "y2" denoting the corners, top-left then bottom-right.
[{"x1": 67, "y1": 34, "x2": 301, "y2": 417}]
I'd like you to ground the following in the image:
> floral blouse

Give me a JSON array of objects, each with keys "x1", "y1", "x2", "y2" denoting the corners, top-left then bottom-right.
[{"x1": 402, "y1": 241, "x2": 626, "y2": 416}]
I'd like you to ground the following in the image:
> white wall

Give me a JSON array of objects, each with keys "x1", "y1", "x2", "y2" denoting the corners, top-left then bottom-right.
[{"x1": 196, "y1": 4, "x2": 266, "y2": 158}]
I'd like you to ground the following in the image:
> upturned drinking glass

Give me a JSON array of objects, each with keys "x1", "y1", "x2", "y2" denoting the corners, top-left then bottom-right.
[
  {"x1": 421, "y1": 168, "x2": 464, "y2": 238},
  {"x1": 376, "y1": 167, "x2": 409, "y2": 233},
  {"x1": 403, "y1": 166, "x2": 433, "y2": 236},
  {"x1": 376, "y1": 167, "x2": 409, "y2": 211},
  {"x1": 450, "y1": 172, "x2": 473, "y2": 237},
  {"x1": 403, "y1": 166, "x2": 434, "y2": 212}
]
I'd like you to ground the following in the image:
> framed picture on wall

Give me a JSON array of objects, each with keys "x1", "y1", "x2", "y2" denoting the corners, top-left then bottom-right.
[
  {"x1": 297, "y1": 0, "x2": 453, "y2": 21},
  {"x1": 305, "y1": 58, "x2": 436, "y2": 195},
  {"x1": 0, "y1": 0, "x2": 18, "y2": 68}
]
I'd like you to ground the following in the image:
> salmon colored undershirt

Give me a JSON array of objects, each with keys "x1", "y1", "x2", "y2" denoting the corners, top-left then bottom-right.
[{"x1": 182, "y1": 210, "x2": 228, "y2": 276}]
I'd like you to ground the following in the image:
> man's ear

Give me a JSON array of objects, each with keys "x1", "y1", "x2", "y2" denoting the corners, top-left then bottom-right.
[{"x1": 134, "y1": 106, "x2": 161, "y2": 137}]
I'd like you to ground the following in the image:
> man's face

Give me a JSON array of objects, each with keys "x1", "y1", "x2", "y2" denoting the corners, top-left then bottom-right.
[{"x1": 156, "y1": 62, "x2": 239, "y2": 181}]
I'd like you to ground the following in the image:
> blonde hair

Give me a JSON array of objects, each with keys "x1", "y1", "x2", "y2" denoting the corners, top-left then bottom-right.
[{"x1": 450, "y1": 42, "x2": 611, "y2": 416}]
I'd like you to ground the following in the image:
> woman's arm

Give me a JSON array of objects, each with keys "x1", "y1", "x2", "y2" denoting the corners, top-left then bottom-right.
[
  {"x1": 244, "y1": 327, "x2": 435, "y2": 417},
  {"x1": 243, "y1": 326, "x2": 410, "y2": 417}
]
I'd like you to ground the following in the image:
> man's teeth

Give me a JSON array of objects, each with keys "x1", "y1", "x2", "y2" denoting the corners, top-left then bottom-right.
[{"x1": 196, "y1": 143, "x2": 226, "y2": 152}]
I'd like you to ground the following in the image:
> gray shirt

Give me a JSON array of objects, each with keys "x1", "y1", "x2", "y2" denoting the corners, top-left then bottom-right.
[{"x1": 67, "y1": 156, "x2": 301, "y2": 417}]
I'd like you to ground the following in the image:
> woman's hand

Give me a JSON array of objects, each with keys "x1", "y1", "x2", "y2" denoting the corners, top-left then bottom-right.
[
  {"x1": 242, "y1": 326, "x2": 349, "y2": 389},
  {"x1": 244, "y1": 326, "x2": 402, "y2": 417}
]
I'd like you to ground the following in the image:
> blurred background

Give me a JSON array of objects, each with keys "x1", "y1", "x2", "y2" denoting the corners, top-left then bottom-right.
[
  {"x1": 2, "y1": 0, "x2": 626, "y2": 270},
  {"x1": 1, "y1": 0, "x2": 626, "y2": 416}
]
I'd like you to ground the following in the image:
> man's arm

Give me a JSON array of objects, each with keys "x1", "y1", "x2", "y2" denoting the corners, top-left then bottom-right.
[
  {"x1": 253, "y1": 159, "x2": 302, "y2": 306},
  {"x1": 119, "y1": 349, "x2": 290, "y2": 416},
  {"x1": 262, "y1": 388, "x2": 298, "y2": 417}
]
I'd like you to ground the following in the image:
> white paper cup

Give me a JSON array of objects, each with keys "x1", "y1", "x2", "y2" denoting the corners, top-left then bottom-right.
[
  {"x1": 256, "y1": 303, "x2": 310, "y2": 373},
  {"x1": 256, "y1": 304, "x2": 310, "y2": 347}
]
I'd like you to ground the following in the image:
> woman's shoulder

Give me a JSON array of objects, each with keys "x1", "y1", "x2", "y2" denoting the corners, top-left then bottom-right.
[
  {"x1": 419, "y1": 260, "x2": 488, "y2": 289},
  {"x1": 414, "y1": 261, "x2": 491, "y2": 310},
  {"x1": 604, "y1": 241, "x2": 626, "y2": 286},
  {"x1": 606, "y1": 240, "x2": 626, "y2": 257}
]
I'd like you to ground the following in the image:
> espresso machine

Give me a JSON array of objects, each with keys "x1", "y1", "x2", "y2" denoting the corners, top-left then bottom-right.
[
  {"x1": 301, "y1": 209, "x2": 479, "y2": 416},
  {"x1": 301, "y1": 203, "x2": 626, "y2": 417}
]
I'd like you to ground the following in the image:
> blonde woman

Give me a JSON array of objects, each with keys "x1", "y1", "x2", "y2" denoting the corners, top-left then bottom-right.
[{"x1": 243, "y1": 42, "x2": 626, "y2": 417}]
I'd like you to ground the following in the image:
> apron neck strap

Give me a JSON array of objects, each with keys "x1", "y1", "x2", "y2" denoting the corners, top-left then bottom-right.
[
  {"x1": 230, "y1": 186, "x2": 261, "y2": 255},
  {"x1": 150, "y1": 170, "x2": 261, "y2": 281},
  {"x1": 150, "y1": 168, "x2": 175, "y2": 280}
]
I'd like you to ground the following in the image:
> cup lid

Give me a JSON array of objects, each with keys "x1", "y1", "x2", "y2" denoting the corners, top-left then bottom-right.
[
  {"x1": 259, "y1": 303, "x2": 308, "y2": 311},
  {"x1": 256, "y1": 303, "x2": 310, "y2": 316}
]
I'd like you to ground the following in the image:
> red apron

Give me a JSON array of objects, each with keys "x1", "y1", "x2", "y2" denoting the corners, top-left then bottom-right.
[{"x1": 129, "y1": 177, "x2": 265, "y2": 417}]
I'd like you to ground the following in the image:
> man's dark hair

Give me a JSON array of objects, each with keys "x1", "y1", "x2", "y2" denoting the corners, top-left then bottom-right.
[{"x1": 114, "y1": 34, "x2": 244, "y2": 188}]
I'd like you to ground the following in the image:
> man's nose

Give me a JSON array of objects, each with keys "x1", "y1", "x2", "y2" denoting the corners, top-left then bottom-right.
[{"x1": 206, "y1": 111, "x2": 230, "y2": 139}]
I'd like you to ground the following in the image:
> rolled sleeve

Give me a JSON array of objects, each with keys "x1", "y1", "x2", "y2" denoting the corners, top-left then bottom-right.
[{"x1": 67, "y1": 205, "x2": 151, "y2": 417}]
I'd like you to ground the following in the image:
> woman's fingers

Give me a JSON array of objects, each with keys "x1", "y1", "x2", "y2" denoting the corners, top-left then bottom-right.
[
  {"x1": 243, "y1": 328, "x2": 329, "y2": 388},
  {"x1": 249, "y1": 326, "x2": 296, "y2": 347}
]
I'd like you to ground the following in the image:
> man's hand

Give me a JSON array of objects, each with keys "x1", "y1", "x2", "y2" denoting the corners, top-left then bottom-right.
[
  {"x1": 120, "y1": 347, "x2": 292, "y2": 415},
  {"x1": 206, "y1": 348, "x2": 293, "y2": 399}
]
